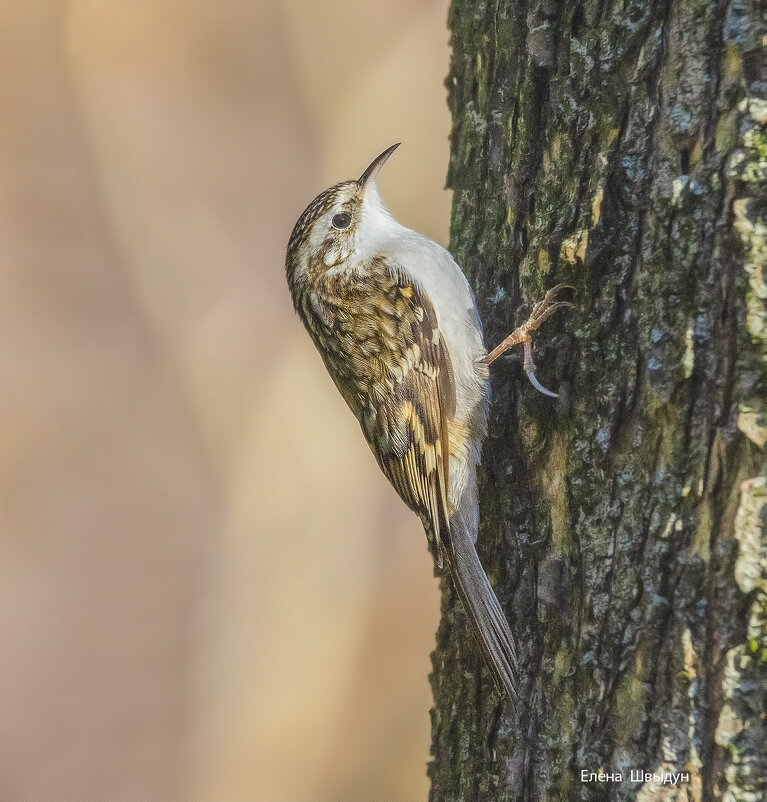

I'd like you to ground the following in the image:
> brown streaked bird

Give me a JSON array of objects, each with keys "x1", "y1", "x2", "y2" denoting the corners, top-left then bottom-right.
[{"x1": 286, "y1": 144, "x2": 570, "y2": 701}]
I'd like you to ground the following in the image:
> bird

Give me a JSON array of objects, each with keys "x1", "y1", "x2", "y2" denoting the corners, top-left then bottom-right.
[{"x1": 285, "y1": 144, "x2": 570, "y2": 702}]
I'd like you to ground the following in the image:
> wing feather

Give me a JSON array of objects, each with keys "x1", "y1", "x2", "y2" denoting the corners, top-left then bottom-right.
[{"x1": 359, "y1": 263, "x2": 455, "y2": 563}]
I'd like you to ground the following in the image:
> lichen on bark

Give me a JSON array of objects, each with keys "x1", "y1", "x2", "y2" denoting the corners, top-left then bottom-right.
[{"x1": 429, "y1": 1, "x2": 767, "y2": 800}]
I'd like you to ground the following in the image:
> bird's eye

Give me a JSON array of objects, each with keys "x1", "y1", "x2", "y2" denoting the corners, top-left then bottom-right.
[{"x1": 332, "y1": 212, "x2": 351, "y2": 229}]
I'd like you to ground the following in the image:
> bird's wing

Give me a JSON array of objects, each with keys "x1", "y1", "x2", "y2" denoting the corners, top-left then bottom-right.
[{"x1": 360, "y1": 262, "x2": 456, "y2": 564}]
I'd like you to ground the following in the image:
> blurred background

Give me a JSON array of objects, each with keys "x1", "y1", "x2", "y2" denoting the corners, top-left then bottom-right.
[{"x1": 0, "y1": 0, "x2": 454, "y2": 799}]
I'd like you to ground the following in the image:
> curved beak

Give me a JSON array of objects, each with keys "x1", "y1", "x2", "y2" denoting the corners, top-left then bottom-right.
[{"x1": 357, "y1": 143, "x2": 400, "y2": 187}]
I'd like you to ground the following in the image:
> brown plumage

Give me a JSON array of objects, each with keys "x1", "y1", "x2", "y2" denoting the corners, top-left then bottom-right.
[{"x1": 297, "y1": 257, "x2": 454, "y2": 565}]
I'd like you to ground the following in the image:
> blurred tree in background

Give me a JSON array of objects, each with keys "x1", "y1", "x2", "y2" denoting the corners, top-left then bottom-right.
[
  {"x1": 0, "y1": 3, "x2": 451, "y2": 799},
  {"x1": 430, "y1": 1, "x2": 766, "y2": 799}
]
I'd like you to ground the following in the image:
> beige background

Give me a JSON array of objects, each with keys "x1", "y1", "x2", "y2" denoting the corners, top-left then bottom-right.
[{"x1": 0, "y1": 1, "x2": 453, "y2": 799}]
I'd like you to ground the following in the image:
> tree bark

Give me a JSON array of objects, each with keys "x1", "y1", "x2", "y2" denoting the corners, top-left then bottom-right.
[{"x1": 429, "y1": 1, "x2": 767, "y2": 800}]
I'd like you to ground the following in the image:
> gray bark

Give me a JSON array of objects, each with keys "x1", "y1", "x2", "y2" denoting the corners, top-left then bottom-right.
[{"x1": 429, "y1": 1, "x2": 767, "y2": 800}]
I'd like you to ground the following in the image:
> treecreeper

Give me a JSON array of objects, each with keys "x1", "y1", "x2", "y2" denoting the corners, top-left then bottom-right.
[{"x1": 285, "y1": 144, "x2": 570, "y2": 702}]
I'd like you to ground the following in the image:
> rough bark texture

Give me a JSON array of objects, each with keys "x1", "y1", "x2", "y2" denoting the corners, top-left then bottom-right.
[{"x1": 429, "y1": 1, "x2": 767, "y2": 800}]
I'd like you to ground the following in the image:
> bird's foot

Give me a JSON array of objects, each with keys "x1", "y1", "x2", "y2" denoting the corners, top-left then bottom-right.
[{"x1": 480, "y1": 284, "x2": 574, "y2": 398}]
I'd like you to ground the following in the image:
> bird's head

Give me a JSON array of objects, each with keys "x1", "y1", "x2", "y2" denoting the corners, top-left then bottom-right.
[{"x1": 286, "y1": 144, "x2": 400, "y2": 288}]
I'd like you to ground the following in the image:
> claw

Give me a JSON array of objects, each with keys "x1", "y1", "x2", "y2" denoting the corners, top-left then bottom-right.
[
  {"x1": 543, "y1": 283, "x2": 576, "y2": 301},
  {"x1": 527, "y1": 371, "x2": 559, "y2": 398},
  {"x1": 481, "y1": 285, "x2": 574, "y2": 398},
  {"x1": 523, "y1": 339, "x2": 558, "y2": 397}
]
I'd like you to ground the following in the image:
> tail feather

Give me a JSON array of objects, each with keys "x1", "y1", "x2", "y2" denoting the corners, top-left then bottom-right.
[{"x1": 445, "y1": 525, "x2": 518, "y2": 701}]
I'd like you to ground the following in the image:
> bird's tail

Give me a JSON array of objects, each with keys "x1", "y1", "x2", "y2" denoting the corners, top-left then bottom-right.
[{"x1": 444, "y1": 524, "x2": 518, "y2": 702}]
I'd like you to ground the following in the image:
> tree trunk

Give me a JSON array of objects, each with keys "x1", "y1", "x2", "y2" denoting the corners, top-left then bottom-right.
[{"x1": 429, "y1": 1, "x2": 766, "y2": 800}]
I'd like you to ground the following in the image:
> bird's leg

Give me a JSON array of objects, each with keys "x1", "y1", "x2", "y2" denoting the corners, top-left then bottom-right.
[{"x1": 480, "y1": 284, "x2": 573, "y2": 398}]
